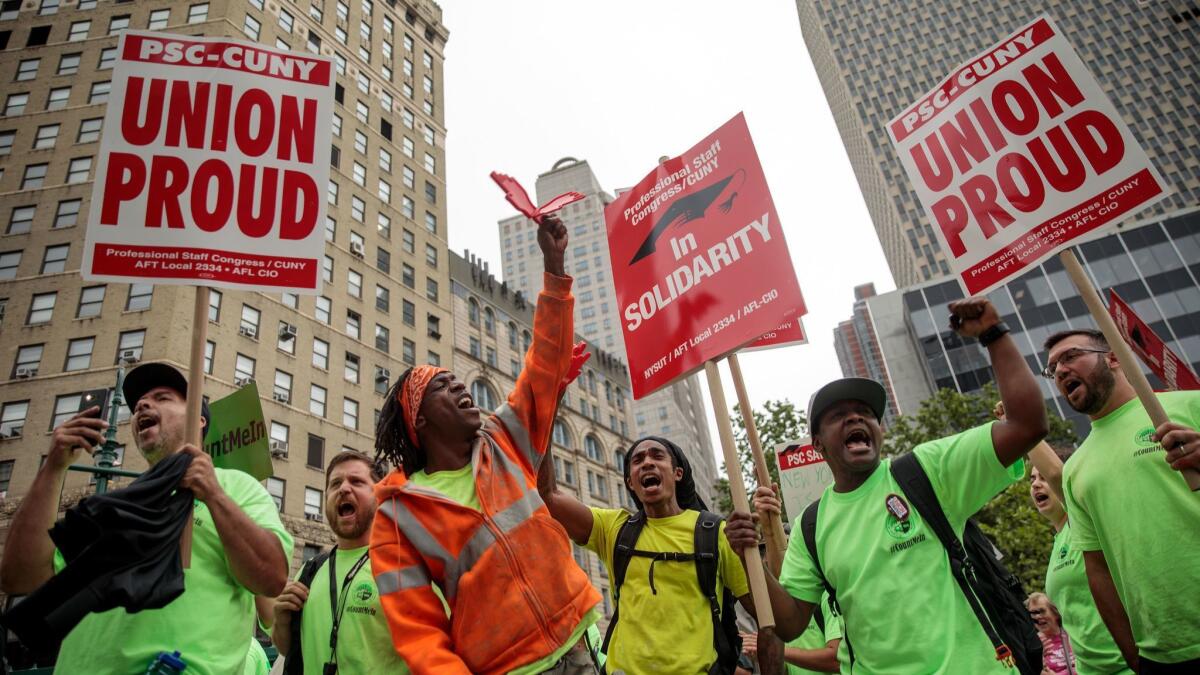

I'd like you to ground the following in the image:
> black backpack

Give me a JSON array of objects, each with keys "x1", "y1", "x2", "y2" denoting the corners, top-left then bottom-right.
[
  {"x1": 800, "y1": 453, "x2": 1041, "y2": 675},
  {"x1": 603, "y1": 510, "x2": 741, "y2": 675},
  {"x1": 284, "y1": 549, "x2": 332, "y2": 675}
]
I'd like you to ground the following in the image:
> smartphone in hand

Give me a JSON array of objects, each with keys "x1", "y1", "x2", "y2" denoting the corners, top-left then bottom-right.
[{"x1": 78, "y1": 389, "x2": 111, "y2": 420}]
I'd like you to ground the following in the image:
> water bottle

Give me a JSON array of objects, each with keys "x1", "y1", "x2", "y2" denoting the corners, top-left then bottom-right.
[{"x1": 145, "y1": 650, "x2": 186, "y2": 674}]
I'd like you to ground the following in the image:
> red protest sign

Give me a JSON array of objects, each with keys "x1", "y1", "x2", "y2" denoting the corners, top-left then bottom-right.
[
  {"x1": 888, "y1": 15, "x2": 1169, "y2": 297},
  {"x1": 743, "y1": 314, "x2": 808, "y2": 352},
  {"x1": 83, "y1": 32, "x2": 335, "y2": 293},
  {"x1": 606, "y1": 113, "x2": 804, "y2": 399},
  {"x1": 1108, "y1": 290, "x2": 1200, "y2": 391}
]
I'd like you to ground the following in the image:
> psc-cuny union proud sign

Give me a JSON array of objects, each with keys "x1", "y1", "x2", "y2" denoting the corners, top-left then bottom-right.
[
  {"x1": 606, "y1": 113, "x2": 805, "y2": 399},
  {"x1": 888, "y1": 14, "x2": 1169, "y2": 297},
  {"x1": 82, "y1": 31, "x2": 335, "y2": 294}
]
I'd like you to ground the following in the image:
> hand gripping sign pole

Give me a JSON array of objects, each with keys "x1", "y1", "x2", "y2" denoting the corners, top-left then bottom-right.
[
  {"x1": 727, "y1": 353, "x2": 787, "y2": 576},
  {"x1": 1059, "y1": 249, "x2": 1200, "y2": 491},
  {"x1": 704, "y1": 362, "x2": 779, "y2": 652}
]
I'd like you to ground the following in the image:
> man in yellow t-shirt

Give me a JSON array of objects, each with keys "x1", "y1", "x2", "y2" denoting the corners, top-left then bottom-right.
[{"x1": 542, "y1": 435, "x2": 752, "y2": 674}]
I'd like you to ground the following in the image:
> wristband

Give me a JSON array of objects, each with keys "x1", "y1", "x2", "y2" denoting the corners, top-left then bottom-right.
[{"x1": 978, "y1": 322, "x2": 1010, "y2": 348}]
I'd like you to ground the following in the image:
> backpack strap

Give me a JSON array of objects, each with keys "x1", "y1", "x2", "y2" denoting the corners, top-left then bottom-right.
[
  {"x1": 601, "y1": 510, "x2": 647, "y2": 660},
  {"x1": 890, "y1": 453, "x2": 1013, "y2": 666},
  {"x1": 800, "y1": 499, "x2": 854, "y2": 665},
  {"x1": 284, "y1": 549, "x2": 332, "y2": 675},
  {"x1": 694, "y1": 511, "x2": 736, "y2": 674}
]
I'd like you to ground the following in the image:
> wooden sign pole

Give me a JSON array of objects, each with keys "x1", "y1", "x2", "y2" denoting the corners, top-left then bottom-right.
[
  {"x1": 727, "y1": 353, "x2": 788, "y2": 576},
  {"x1": 181, "y1": 286, "x2": 212, "y2": 566},
  {"x1": 1059, "y1": 249, "x2": 1200, "y2": 491}
]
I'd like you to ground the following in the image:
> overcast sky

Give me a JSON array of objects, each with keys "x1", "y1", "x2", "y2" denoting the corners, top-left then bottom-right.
[{"x1": 440, "y1": 0, "x2": 896, "y2": 466}]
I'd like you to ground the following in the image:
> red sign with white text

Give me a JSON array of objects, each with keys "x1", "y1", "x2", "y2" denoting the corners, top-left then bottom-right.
[
  {"x1": 1108, "y1": 290, "x2": 1200, "y2": 391},
  {"x1": 606, "y1": 114, "x2": 805, "y2": 398},
  {"x1": 888, "y1": 15, "x2": 1169, "y2": 297},
  {"x1": 743, "y1": 313, "x2": 808, "y2": 352},
  {"x1": 83, "y1": 32, "x2": 335, "y2": 293}
]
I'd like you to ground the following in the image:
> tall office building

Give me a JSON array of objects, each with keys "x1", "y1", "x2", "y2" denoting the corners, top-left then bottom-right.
[
  {"x1": 498, "y1": 158, "x2": 720, "y2": 509},
  {"x1": 0, "y1": 0, "x2": 451, "y2": 579},
  {"x1": 796, "y1": 1, "x2": 1200, "y2": 286},
  {"x1": 861, "y1": 213, "x2": 1200, "y2": 436},
  {"x1": 450, "y1": 251, "x2": 633, "y2": 624},
  {"x1": 833, "y1": 282, "x2": 900, "y2": 425}
]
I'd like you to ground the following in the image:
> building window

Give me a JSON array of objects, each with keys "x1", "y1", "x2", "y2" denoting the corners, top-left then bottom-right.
[
  {"x1": 240, "y1": 304, "x2": 260, "y2": 337},
  {"x1": 108, "y1": 14, "x2": 130, "y2": 33},
  {"x1": 207, "y1": 289, "x2": 222, "y2": 322},
  {"x1": 77, "y1": 286, "x2": 104, "y2": 318},
  {"x1": 375, "y1": 324, "x2": 389, "y2": 353},
  {"x1": 402, "y1": 299, "x2": 415, "y2": 326},
  {"x1": 343, "y1": 398, "x2": 358, "y2": 429},
  {"x1": 344, "y1": 352, "x2": 359, "y2": 383},
  {"x1": 277, "y1": 321, "x2": 296, "y2": 354},
  {"x1": 273, "y1": 370, "x2": 292, "y2": 400},
  {"x1": 147, "y1": 9, "x2": 169, "y2": 29},
  {"x1": 425, "y1": 244, "x2": 437, "y2": 268},
  {"x1": 377, "y1": 213, "x2": 391, "y2": 240},
  {"x1": 471, "y1": 380, "x2": 496, "y2": 411},
  {"x1": 203, "y1": 340, "x2": 214, "y2": 374},
  {"x1": 40, "y1": 244, "x2": 68, "y2": 274},
  {"x1": 312, "y1": 337, "x2": 329, "y2": 369},
  {"x1": 13, "y1": 344, "x2": 43, "y2": 378},
  {"x1": 304, "y1": 487, "x2": 322, "y2": 518},
  {"x1": 125, "y1": 283, "x2": 152, "y2": 311},
  {"x1": 89, "y1": 81, "x2": 111, "y2": 104},
  {"x1": 243, "y1": 14, "x2": 260, "y2": 39},
  {"x1": 401, "y1": 264, "x2": 414, "y2": 288},
  {"x1": 427, "y1": 314, "x2": 440, "y2": 338},
  {"x1": 375, "y1": 285, "x2": 389, "y2": 312},
  {"x1": 585, "y1": 435, "x2": 603, "y2": 463},
  {"x1": 401, "y1": 338, "x2": 415, "y2": 365},
  {"x1": 351, "y1": 196, "x2": 365, "y2": 222},
  {"x1": 266, "y1": 477, "x2": 285, "y2": 511},
  {"x1": 345, "y1": 310, "x2": 361, "y2": 339},
  {"x1": 22, "y1": 164, "x2": 48, "y2": 189},
  {"x1": 50, "y1": 393, "x2": 84, "y2": 429},
  {"x1": 0, "y1": 131, "x2": 12, "y2": 156},
  {"x1": 58, "y1": 53, "x2": 81, "y2": 75},
  {"x1": 69, "y1": 20, "x2": 91, "y2": 40},
  {"x1": 66, "y1": 157, "x2": 92, "y2": 184},
  {"x1": 47, "y1": 87, "x2": 70, "y2": 110},
  {"x1": 0, "y1": 251, "x2": 20, "y2": 279},
  {"x1": 33, "y1": 124, "x2": 59, "y2": 149},
  {"x1": 347, "y1": 269, "x2": 362, "y2": 298},
  {"x1": 77, "y1": 118, "x2": 103, "y2": 144},
  {"x1": 307, "y1": 434, "x2": 325, "y2": 469},
  {"x1": 1, "y1": 401, "x2": 29, "y2": 438},
  {"x1": 425, "y1": 278, "x2": 438, "y2": 302},
  {"x1": 315, "y1": 296, "x2": 331, "y2": 324},
  {"x1": 424, "y1": 212, "x2": 437, "y2": 234},
  {"x1": 310, "y1": 384, "x2": 327, "y2": 417},
  {"x1": 55, "y1": 198, "x2": 82, "y2": 227},
  {"x1": 4, "y1": 93, "x2": 29, "y2": 116},
  {"x1": 27, "y1": 292, "x2": 56, "y2": 324},
  {"x1": 98, "y1": 47, "x2": 117, "y2": 70}
]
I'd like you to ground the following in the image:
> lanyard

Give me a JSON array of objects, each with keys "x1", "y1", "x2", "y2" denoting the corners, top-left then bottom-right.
[{"x1": 326, "y1": 548, "x2": 370, "y2": 671}]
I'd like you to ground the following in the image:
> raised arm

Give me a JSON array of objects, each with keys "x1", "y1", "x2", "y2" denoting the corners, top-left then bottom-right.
[
  {"x1": 495, "y1": 215, "x2": 574, "y2": 471},
  {"x1": 1, "y1": 410, "x2": 106, "y2": 594},
  {"x1": 949, "y1": 298, "x2": 1048, "y2": 467}
]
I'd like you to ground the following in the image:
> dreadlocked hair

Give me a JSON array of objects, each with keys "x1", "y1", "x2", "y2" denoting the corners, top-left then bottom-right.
[{"x1": 375, "y1": 367, "x2": 426, "y2": 476}]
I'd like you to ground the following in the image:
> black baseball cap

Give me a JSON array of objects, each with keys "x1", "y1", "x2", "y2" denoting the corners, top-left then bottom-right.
[
  {"x1": 807, "y1": 378, "x2": 887, "y2": 434},
  {"x1": 122, "y1": 362, "x2": 210, "y2": 430}
]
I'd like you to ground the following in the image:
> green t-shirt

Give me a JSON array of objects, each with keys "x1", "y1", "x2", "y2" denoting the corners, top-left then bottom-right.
[
  {"x1": 300, "y1": 546, "x2": 409, "y2": 673},
  {"x1": 243, "y1": 639, "x2": 269, "y2": 675},
  {"x1": 1062, "y1": 392, "x2": 1200, "y2": 663},
  {"x1": 408, "y1": 464, "x2": 481, "y2": 511},
  {"x1": 407, "y1": 463, "x2": 596, "y2": 673},
  {"x1": 587, "y1": 507, "x2": 750, "y2": 674},
  {"x1": 52, "y1": 467, "x2": 294, "y2": 675},
  {"x1": 779, "y1": 422, "x2": 1024, "y2": 674},
  {"x1": 785, "y1": 593, "x2": 843, "y2": 675},
  {"x1": 1044, "y1": 522, "x2": 1132, "y2": 675}
]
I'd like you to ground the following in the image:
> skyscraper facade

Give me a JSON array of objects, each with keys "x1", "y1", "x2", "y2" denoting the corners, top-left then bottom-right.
[
  {"x1": 796, "y1": 0, "x2": 1200, "y2": 286},
  {"x1": 0, "y1": 0, "x2": 451, "y2": 574},
  {"x1": 833, "y1": 282, "x2": 900, "y2": 426},
  {"x1": 498, "y1": 158, "x2": 720, "y2": 509}
]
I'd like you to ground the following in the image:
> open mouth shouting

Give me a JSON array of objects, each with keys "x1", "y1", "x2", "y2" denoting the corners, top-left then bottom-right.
[
  {"x1": 843, "y1": 427, "x2": 873, "y2": 455},
  {"x1": 134, "y1": 412, "x2": 159, "y2": 439},
  {"x1": 456, "y1": 393, "x2": 476, "y2": 412},
  {"x1": 1031, "y1": 487, "x2": 1052, "y2": 512},
  {"x1": 336, "y1": 497, "x2": 358, "y2": 522},
  {"x1": 638, "y1": 471, "x2": 663, "y2": 496},
  {"x1": 1061, "y1": 376, "x2": 1086, "y2": 405}
]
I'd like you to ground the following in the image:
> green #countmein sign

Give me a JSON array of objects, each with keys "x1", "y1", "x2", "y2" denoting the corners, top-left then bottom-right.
[{"x1": 203, "y1": 382, "x2": 272, "y2": 480}]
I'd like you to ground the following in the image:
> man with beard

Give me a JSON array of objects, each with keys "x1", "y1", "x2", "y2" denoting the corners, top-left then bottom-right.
[
  {"x1": 0, "y1": 363, "x2": 292, "y2": 674},
  {"x1": 1044, "y1": 329, "x2": 1200, "y2": 673},
  {"x1": 726, "y1": 297, "x2": 1048, "y2": 673},
  {"x1": 272, "y1": 450, "x2": 407, "y2": 673},
  {"x1": 371, "y1": 214, "x2": 601, "y2": 674},
  {"x1": 542, "y1": 435, "x2": 753, "y2": 674}
]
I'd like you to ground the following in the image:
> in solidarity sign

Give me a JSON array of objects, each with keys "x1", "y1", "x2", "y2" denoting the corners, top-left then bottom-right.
[
  {"x1": 889, "y1": 15, "x2": 1169, "y2": 296},
  {"x1": 605, "y1": 113, "x2": 805, "y2": 399},
  {"x1": 83, "y1": 32, "x2": 336, "y2": 294}
]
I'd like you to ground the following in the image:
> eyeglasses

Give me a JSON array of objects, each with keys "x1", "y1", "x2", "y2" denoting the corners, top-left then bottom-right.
[{"x1": 1041, "y1": 348, "x2": 1109, "y2": 378}]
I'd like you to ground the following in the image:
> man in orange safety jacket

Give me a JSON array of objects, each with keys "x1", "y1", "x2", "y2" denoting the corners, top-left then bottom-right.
[{"x1": 370, "y1": 213, "x2": 601, "y2": 674}]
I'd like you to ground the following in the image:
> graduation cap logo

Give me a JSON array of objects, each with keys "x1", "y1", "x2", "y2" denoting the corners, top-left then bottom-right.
[{"x1": 629, "y1": 168, "x2": 746, "y2": 265}]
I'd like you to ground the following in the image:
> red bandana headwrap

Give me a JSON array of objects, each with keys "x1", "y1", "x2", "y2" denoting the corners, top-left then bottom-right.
[{"x1": 399, "y1": 365, "x2": 447, "y2": 449}]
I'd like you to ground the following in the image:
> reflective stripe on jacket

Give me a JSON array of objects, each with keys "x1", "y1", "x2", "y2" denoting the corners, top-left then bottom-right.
[{"x1": 371, "y1": 273, "x2": 601, "y2": 675}]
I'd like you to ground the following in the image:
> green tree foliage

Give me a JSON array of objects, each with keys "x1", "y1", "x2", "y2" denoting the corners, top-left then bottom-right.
[
  {"x1": 715, "y1": 400, "x2": 808, "y2": 519},
  {"x1": 883, "y1": 383, "x2": 1078, "y2": 591}
]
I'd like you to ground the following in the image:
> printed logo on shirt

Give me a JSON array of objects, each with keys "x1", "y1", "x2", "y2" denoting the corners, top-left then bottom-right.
[
  {"x1": 1133, "y1": 426, "x2": 1164, "y2": 456},
  {"x1": 354, "y1": 581, "x2": 374, "y2": 602},
  {"x1": 884, "y1": 499, "x2": 926, "y2": 552}
]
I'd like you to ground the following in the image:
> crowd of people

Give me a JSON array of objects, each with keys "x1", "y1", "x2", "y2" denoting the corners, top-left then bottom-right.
[{"x1": 2, "y1": 215, "x2": 1198, "y2": 674}]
